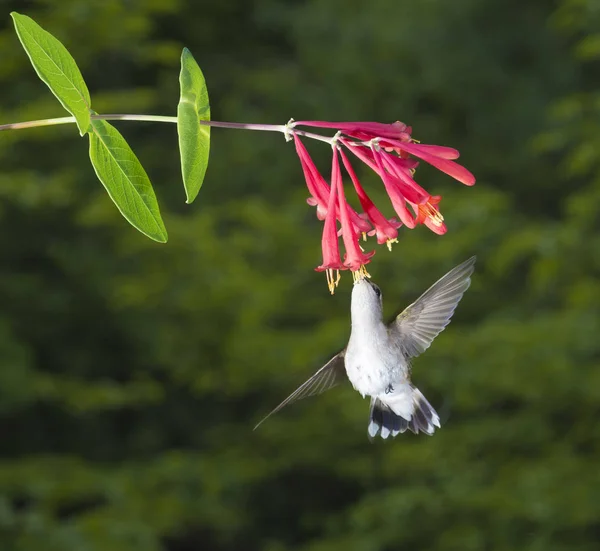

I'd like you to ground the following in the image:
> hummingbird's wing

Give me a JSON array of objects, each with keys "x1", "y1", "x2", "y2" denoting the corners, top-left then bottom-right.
[
  {"x1": 253, "y1": 352, "x2": 346, "y2": 430},
  {"x1": 391, "y1": 256, "x2": 476, "y2": 358}
]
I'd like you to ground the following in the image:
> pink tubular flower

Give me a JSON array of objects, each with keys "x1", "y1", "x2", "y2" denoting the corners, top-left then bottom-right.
[
  {"x1": 315, "y1": 161, "x2": 344, "y2": 294},
  {"x1": 294, "y1": 120, "x2": 412, "y2": 142},
  {"x1": 294, "y1": 134, "x2": 370, "y2": 233},
  {"x1": 331, "y1": 148, "x2": 374, "y2": 271},
  {"x1": 289, "y1": 119, "x2": 475, "y2": 292},
  {"x1": 339, "y1": 148, "x2": 400, "y2": 247},
  {"x1": 379, "y1": 138, "x2": 476, "y2": 186},
  {"x1": 294, "y1": 134, "x2": 329, "y2": 219},
  {"x1": 340, "y1": 138, "x2": 450, "y2": 233}
]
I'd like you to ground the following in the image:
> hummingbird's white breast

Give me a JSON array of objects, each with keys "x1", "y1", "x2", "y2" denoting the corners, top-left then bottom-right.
[
  {"x1": 345, "y1": 278, "x2": 414, "y2": 420},
  {"x1": 344, "y1": 321, "x2": 409, "y2": 398}
]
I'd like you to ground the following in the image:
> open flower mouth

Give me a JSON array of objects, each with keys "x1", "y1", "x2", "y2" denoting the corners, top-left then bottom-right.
[{"x1": 420, "y1": 199, "x2": 445, "y2": 226}]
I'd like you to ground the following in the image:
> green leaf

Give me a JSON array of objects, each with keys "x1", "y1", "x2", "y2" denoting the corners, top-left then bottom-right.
[
  {"x1": 88, "y1": 118, "x2": 168, "y2": 243},
  {"x1": 11, "y1": 12, "x2": 91, "y2": 136},
  {"x1": 177, "y1": 48, "x2": 210, "y2": 204}
]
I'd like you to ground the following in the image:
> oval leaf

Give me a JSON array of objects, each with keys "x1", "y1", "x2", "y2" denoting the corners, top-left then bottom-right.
[
  {"x1": 88, "y1": 119, "x2": 168, "y2": 243},
  {"x1": 177, "y1": 48, "x2": 210, "y2": 204},
  {"x1": 11, "y1": 12, "x2": 91, "y2": 136}
]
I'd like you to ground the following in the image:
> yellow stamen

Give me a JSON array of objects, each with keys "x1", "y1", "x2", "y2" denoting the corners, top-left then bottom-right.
[
  {"x1": 422, "y1": 201, "x2": 444, "y2": 226},
  {"x1": 362, "y1": 232, "x2": 367, "y2": 242},
  {"x1": 352, "y1": 265, "x2": 371, "y2": 284},
  {"x1": 326, "y1": 268, "x2": 341, "y2": 295},
  {"x1": 386, "y1": 238, "x2": 398, "y2": 251}
]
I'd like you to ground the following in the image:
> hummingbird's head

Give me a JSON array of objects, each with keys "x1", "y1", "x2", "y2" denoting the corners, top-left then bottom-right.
[{"x1": 351, "y1": 277, "x2": 383, "y2": 323}]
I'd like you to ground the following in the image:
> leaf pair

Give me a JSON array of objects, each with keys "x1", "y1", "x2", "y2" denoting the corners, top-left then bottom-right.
[{"x1": 10, "y1": 12, "x2": 211, "y2": 243}]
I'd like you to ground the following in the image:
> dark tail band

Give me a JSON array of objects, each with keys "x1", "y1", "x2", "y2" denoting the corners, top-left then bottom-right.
[{"x1": 368, "y1": 387, "x2": 441, "y2": 440}]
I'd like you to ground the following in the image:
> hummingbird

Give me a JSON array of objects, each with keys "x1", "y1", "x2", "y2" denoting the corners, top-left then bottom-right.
[{"x1": 254, "y1": 256, "x2": 476, "y2": 439}]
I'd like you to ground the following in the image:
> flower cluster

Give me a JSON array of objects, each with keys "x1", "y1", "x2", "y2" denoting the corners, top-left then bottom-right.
[{"x1": 290, "y1": 120, "x2": 475, "y2": 293}]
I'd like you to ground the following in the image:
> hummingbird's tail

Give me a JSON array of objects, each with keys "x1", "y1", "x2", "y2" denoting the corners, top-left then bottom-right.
[
  {"x1": 368, "y1": 386, "x2": 441, "y2": 439},
  {"x1": 368, "y1": 398, "x2": 408, "y2": 439},
  {"x1": 409, "y1": 386, "x2": 441, "y2": 435}
]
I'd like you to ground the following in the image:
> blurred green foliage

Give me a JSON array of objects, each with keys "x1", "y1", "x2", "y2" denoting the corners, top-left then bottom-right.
[{"x1": 0, "y1": 0, "x2": 599, "y2": 550}]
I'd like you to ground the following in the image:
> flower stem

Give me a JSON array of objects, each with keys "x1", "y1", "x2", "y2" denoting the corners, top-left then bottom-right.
[
  {"x1": 0, "y1": 113, "x2": 289, "y2": 133},
  {"x1": 292, "y1": 129, "x2": 336, "y2": 144},
  {"x1": 0, "y1": 113, "x2": 347, "y2": 151},
  {"x1": 0, "y1": 116, "x2": 77, "y2": 131}
]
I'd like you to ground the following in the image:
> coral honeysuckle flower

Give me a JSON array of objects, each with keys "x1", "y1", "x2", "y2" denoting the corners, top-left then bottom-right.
[
  {"x1": 289, "y1": 120, "x2": 475, "y2": 292},
  {"x1": 375, "y1": 146, "x2": 447, "y2": 233},
  {"x1": 339, "y1": 148, "x2": 400, "y2": 248},
  {"x1": 370, "y1": 148, "x2": 418, "y2": 230},
  {"x1": 294, "y1": 120, "x2": 475, "y2": 186},
  {"x1": 315, "y1": 147, "x2": 376, "y2": 295},
  {"x1": 294, "y1": 134, "x2": 329, "y2": 220},
  {"x1": 294, "y1": 134, "x2": 370, "y2": 232},
  {"x1": 340, "y1": 138, "x2": 452, "y2": 233},
  {"x1": 379, "y1": 138, "x2": 475, "y2": 186},
  {"x1": 342, "y1": 141, "x2": 425, "y2": 201},
  {"x1": 294, "y1": 120, "x2": 412, "y2": 142},
  {"x1": 315, "y1": 159, "x2": 344, "y2": 295},
  {"x1": 331, "y1": 147, "x2": 375, "y2": 271}
]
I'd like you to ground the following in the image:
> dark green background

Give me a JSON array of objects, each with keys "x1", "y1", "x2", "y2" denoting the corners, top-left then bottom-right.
[{"x1": 1, "y1": 1, "x2": 599, "y2": 550}]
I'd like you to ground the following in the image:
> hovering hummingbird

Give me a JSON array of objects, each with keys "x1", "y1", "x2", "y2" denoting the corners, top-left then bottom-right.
[{"x1": 254, "y1": 256, "x2": 476, "y2": 439}]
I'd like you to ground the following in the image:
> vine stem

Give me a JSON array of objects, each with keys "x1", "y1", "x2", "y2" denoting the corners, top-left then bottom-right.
[
  {"x1": 0, "y1": 113, "x2": 284, "y2": 134},
  {"x1": 0, "y1": 113, "x2": 344, "y2": 146}
]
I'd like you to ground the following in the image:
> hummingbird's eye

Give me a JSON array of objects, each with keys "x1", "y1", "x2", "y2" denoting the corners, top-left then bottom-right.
[{"x1": 372, "y1": 285, "x2": 381, "y2": 298}]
